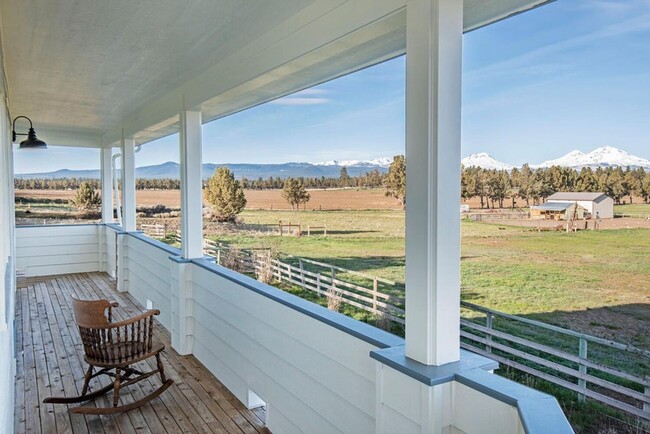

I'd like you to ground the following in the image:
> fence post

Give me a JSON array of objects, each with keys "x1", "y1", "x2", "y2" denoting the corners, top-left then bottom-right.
[
  {"x1": 316, "y1": 273, "x2": 322, "y2": 297},
  {"x1": 279, "y1": 221, "x2": 283, "y2": 236},
  {"x1": 299, "y1": 259, "x2": 305, "y2": 286},
  {"x1": 324, "y1": 225, "x2": 327, "y2": 237},
  {"x1": 372, "y1": 278, "x2": 378, "y2": 314},
  {"x1": 486, "y1": 312, "x2": 493, "y2": 354},
  {"x1": 578, "y1": 338, "x2": 588, "y2": 402},
  {"x1": 331, "y1": 268, "x2": 337, "y2": 291},
  {"x1": 643, "y1": 376, "x2": 650, "y2": 413}
]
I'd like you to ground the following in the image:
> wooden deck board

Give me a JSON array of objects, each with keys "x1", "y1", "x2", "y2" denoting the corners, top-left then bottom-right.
[{"x1": 15, "y1": 272, "x2": 270, "y2": 434}]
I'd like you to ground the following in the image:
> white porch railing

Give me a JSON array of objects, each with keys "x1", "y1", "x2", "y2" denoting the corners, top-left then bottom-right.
[{"x1": 15, "y1": 224, "x2": 574, "y2": 434}]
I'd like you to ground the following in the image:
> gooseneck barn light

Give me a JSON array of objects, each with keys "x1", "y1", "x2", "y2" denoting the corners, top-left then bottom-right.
[{"x1": 12, "y1": 116, "x2": 47, "y2": 149}]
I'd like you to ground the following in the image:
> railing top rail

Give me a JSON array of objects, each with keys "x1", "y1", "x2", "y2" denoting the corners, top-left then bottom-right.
[{"x1": 461, "y1": 301, "x2": 650, "y2": 358}]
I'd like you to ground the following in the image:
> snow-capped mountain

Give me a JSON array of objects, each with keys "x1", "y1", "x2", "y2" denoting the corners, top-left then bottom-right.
[
  {"x1": 461, "y1": 153, "x2": 513, "y2": 171},
  {"x1": 530, "y1": 150, "x2": 586, "y2": 169},
  {"x1": 313, "y1": 157, "x2": 392, "y2": 168},
  {"x1": 533, "y1": 146, "x2": 650, "y2": 170}
]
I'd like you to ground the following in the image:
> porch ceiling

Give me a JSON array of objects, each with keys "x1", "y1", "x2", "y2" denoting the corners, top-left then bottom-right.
[{"x1": 0, "y1": 0, "x2": 552, "y2": 148}]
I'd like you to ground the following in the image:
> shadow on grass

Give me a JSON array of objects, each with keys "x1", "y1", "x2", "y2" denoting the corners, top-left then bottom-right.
[{"x1": 461, "y1": 302, "x2": 650, "y2": 434}]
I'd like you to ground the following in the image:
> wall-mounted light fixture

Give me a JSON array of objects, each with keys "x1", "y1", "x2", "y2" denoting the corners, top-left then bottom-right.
[{"x1": 12, "y1": 116, "x2": 47, "y2": 149}]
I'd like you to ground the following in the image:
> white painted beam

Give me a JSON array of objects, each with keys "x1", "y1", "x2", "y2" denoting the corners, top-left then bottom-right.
[
  {"x1": 100, "y1": 147, "x2": 113, "y2": 223},
  {"x1": 179, "y1": 110, "x2": 203, "y2": 259},
  {"x1": 121, "y1": 138, "x2": 136, "y2": 231},
  {"x1": 404, "y1": 0, "x2": 463, "y2": 366}
]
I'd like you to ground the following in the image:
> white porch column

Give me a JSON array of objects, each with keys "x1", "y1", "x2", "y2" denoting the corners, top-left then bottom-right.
[
  {"x1": 121, "y1": 138, "x2": 137, "y2": 231},
  {"x1": 405, "y1": 0, "x2": 463, "y2": 366},
  {"x1": 179, "y1": 110, "x2": 204, "y2": 259},
  {"x1": 100, "y1": 147, "x2": 114, "y2": 223}
]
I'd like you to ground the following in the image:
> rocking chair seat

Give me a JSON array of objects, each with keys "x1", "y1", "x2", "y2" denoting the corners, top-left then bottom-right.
[{"x1": 85, "y1": 341, "x2": 165, "y2": 367}]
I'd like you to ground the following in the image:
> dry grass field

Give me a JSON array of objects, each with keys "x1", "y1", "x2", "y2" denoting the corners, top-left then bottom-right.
[{"x1": 16, "y1": 188, "x2": 401, "y2": 210}]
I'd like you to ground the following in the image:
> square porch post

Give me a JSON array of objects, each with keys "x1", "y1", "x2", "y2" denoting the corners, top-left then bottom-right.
[
  {"x1": 405, "y1": 0, "x2": 463, "y2": 366},
  {"x1": 170, "y1": 109, "x2": 203, "y2": 355},
  {"x1": 121, "y1": 137, "x2": 137, "y2": 231},
  {"x1": 179, "y1": 110, "x2": 204, "y2": 259},
  {"x1": 100, "y1": 147, "x2": 114, "y2": 223}
]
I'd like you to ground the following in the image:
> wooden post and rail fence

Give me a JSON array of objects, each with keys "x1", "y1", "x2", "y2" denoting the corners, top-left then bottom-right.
[
  {"x1": 461, "y1": 301, "x2": 650, "y2": 421},
  {"x1": 166, "y1": 231, "x2": 650, "y2": 421},
  {"x1": 201, "y1": 239, "x2": 405, "y2": 324}
]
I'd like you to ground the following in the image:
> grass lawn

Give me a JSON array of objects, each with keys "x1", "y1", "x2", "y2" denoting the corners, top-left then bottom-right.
[
  {"x1": 614, "y1": 203, "x2": 650, "y2": 216},
  {"x1": 16, "y1": 200, "x2": 650, "y2": 431},
  {"x1": 213, "y1": 212, "x2": 650, "y2": 350}
]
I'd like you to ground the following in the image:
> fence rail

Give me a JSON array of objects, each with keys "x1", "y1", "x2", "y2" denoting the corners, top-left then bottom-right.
[
  {"x1": 614, "y1": 212, "x2": 650, "y2": 219},
  {"x1": 461, "y1": 301, "x2": 650, "y2": 421},
  {"x1": 202, "y1": 240, "x2": 405, "y2": 324},
  {"x1": 139, "y1": 223, "x2": 167, "y2": 238},
  {"x1": 167, "y1": 232, "x2": 650, "y2": 420}
]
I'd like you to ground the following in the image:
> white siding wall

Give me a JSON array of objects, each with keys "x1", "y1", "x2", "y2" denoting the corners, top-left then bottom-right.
[
  {"x1": 122, "y1": 235, "x2": 173, "y2": 330},
  {"x1": 16, "y1": 225, "x2": 101, "y2": 276},
  {"x1": 593, "y1": 198, "x2": 614, "y2": 219},
  {"x1": 191, "y1": 264, "x2": 381, "y2": 434},
  {"x1": 0, "y1": 75, "x2": 16, "y2": 434},
  {"x1": 102, "y1": 225, "x2": 118, "y2": 278},
  {"x1": 453, "y1": 382, "x2": 524, "y2": 434}
]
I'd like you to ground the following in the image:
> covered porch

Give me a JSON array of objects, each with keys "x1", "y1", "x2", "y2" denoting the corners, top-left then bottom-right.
[
  {"x1": 0, "y1": 0, "x2": 573, "y2": 433},
  {"x1": 15, "y1": 271, "x2": 268, "y2": 434}
]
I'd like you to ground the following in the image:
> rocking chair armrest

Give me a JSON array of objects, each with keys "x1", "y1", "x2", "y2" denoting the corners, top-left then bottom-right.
[{"x1": 105, "y1": 309, "x2": 160, "y2": 329}]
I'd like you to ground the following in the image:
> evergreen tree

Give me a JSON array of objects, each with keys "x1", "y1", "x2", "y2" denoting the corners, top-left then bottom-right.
[
  {"x1": 339, "y1": 167, "x2": 351, "y2": 187},
  {"x1": 204, "y1": 167, "x2": 247, "y2": 222},
  {"x1": 385, "y1": 155, "x2": 406, "y2": 209},
  {"x1": 69, "y1": 181, "x2": 102, "y2": 211},
  {"x1": 282, "y1": 178, "x2": 311, "y2": 210}
]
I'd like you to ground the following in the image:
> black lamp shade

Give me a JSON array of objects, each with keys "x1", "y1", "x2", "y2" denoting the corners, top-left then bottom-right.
[{"x1": 18, "y1": 127, "x2": 47, "y2": 149}]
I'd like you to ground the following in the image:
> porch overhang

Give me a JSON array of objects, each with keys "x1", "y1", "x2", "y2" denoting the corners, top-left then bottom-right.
[{"x1": 0, "y1": 0, "x2": 553, "y2": 148}]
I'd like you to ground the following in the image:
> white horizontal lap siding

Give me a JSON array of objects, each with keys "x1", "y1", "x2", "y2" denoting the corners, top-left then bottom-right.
[
  {"x1": 192, "y1": 266, "x2": 378, "y2": 434},
  {"x1": 123, "y1": 237, "x2": 172, "y2": 329},
  {"x1": 104, "y1": 228, "x2": 117, "y2": 277},
  {"x1": 16, "y1": 226, "x2": 100, "y2": 276},
  {"x1": 452, "y1": 382, "x2": 523, "y2": 434}
]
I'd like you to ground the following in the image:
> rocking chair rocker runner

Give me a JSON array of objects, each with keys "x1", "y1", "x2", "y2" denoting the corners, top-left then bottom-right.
[{"x1": 44, "y1": 297, "x2": 173, "y2": 414}]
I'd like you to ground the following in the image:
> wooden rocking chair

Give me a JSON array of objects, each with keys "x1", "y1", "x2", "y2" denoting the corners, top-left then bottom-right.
[{"x1": 43, "y1": 297, "x2": 173, "y2": 414}]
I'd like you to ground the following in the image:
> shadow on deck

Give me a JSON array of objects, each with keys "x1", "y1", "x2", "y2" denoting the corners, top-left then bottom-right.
[{"x1": 15, "y1": 272, "x2": 270, "y2": 434}]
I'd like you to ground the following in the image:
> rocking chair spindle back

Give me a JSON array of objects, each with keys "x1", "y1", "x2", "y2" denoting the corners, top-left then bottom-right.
[{"x1": 43, "y1": 296, "x2": 173, "y2": 414}]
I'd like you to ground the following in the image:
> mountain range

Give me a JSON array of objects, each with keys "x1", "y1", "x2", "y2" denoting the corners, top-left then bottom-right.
[
  {"x1": 15, "y1": 147, "x2": 649, "y2": 180},
  {"x1": 461, "y1": 146, "x2": 650, "y2": 171},
  {"x1": 15, "y1": 159, "x2": 391, "y2": 180}
]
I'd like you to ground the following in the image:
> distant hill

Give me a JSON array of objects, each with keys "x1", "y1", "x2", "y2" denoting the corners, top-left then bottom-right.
[
  {"x1": 15, "y1": 146, "x2": 649, "y2": 180},
  {"x1": 16, "y1": 161, "x2": 390, "y2": 180}
]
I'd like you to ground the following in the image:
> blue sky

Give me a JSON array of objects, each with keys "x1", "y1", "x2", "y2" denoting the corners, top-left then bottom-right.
[{"x1": 15, "y1": 0, "x2": 650, "y2": 173}]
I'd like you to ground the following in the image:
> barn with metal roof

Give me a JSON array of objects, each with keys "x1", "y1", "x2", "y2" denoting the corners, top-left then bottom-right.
[{"x1": 546, "y1": 192, "x2": 614, "y2": 219}]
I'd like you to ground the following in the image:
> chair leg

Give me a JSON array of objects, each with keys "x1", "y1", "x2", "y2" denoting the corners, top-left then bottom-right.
[
  {"x1": 81, "y1": 365, "x2": 93, "y2": 396},
  {"x1": 113, "y1": 368, "x2": 121, "y2": 407},
  {"x1": 156, "y1": 353, "x2": 166, "y2": 383}
]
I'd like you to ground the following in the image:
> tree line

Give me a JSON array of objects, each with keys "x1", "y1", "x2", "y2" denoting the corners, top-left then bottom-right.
[
  {"x1": 14, "y1": 168, "x2": 387, "y2": 191},
  {"x1": 14, "y1": 160, "x2": 650, "y2": 208},
  {"x1": 462, "y1": 165, "x2": 650, "y2": 208}
]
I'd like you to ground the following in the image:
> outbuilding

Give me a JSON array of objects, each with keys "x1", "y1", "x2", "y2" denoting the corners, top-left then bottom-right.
[
  {"x1": 545, "y1": 192, "x2": 614, "y2": 219},
  {"x1": 531, "y1": 202, "x2": 586, "y2": 221}
]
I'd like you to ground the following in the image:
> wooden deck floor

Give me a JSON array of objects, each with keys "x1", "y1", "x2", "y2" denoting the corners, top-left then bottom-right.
[{"x1": 15, "y1": 272, "x2": 270, "y2": 434}]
